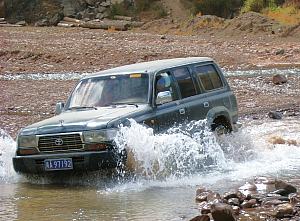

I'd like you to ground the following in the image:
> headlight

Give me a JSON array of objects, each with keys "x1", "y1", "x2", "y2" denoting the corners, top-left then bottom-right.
[
  {"x1": 83, "y1": 129, "x2": 117, "y2": 143},
  {"x1": 17, "y1": 135, "x2": 37, "y2": 148}
]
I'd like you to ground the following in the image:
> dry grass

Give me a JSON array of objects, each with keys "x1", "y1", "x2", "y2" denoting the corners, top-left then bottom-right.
[{"x1": 264, "y1": 6, "x2": 300, "y2": 25}]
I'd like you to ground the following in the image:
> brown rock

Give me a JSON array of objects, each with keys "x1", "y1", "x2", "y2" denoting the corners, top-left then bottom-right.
[
  {"x1": 272, "y1": 74, "x2": 287, "y2": 84},
  {"x1": 239, "y1": 182, "x2": 257, "y2": 191},
  {"x1": 189, "y1": 214, "x2": 210, "y2": 221},
  {"x1": 232, "y1": 206, "x2": 240, "y2": 215},
  {"x1": 263, "y1": 199, "x2": 287, "y2": 207},
  {"x1": 196, "y1": 187, "x2": 207, "y2": 196},
  {"x1": 211, "y1": 203, "x2": 236, "y2": 221},
  {"x1": 274, "y1": 203, "x2": 294, "y2": 218},
  {"x1": 196, "y1": 191, "x2": 212, "y2": 203},
  {"x1": 289, "y1": 193, "x2": 300, "y2": 205},
  {"x1": 198, "y1": 201, "x2": 211, "y2": 214},
  {"x1": 228, "y1": 198, "x2": 240, "y2": 206},
  {"x1": 241, "y1": 199, "x2": 257, "y2": 209},
  {"x1": 275, "y1": 180, "x2": 297, "y2": 195},
  {"x1": 223, "y1": 192, "x2": 238, "y2": 200}
]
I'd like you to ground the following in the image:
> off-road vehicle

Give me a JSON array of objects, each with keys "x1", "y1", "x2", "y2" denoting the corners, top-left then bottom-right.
[{"x1": 13, "y1": 57, "x2": 239, "y2": 174}]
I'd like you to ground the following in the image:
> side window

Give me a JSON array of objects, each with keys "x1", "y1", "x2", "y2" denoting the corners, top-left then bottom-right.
[
  {"x1": 155, "y1": 72, "x2": 178, "y2": 105},
  {"x1": 172, "y1": 67, "x2": 196, "y2": 98},
  {"x1": 195, "y1": 65, "x2": 223, "y2": 91}
]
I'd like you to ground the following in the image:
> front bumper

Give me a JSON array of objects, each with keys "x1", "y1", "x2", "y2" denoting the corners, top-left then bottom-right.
[{"x1": 12, "y1": 151, "x2": 121, "y2": 174}]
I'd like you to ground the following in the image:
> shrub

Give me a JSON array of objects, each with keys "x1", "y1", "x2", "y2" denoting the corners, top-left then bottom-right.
[
  {"x1": 181, "y1": 0, "x2": 244, "y2": 18},
  {"x1": 109, "y1": 0, "x2": 167, "y2": 19},
  {"x1": 242, "y1": 0, "x2": 286, "y2": 13}
]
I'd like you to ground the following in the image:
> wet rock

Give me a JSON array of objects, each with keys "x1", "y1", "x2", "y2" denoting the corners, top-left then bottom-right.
[
  {"x1": 223, "y1": 192, "x2": 238, "y2": 200},
  {"x1": 228, "y1": 198, "x2": 240, "y2": 206},
  {"x1": 196, "y1": 191, "x2": 213, "y2": 203},
  {"x1": 232, "y1": 206, "x2": 240, "y2": 215},
  {"x1": 268, "y1": 135, "x2": 297, "y2": 145},
  {"x1": 268, "y1": 111, "x2": 283, "y2": 120},
  {"x1": 275, "y1": 180, "x2": 297, "y2": 195},
  {"x1": 196, "y1": 187, "x2": 207, "y2": 196},
  {"x1": 273, "y1": 189, "x2": 294, "y2": 196},
  {"x1": 272, "y1": 74, "x2": 287, "y2": 84},
  {"x1": 211, "y1": 203, "x2": 236, "y2": 221},
  {"x1": 239, "y1": 182, "x2": 257, "y2": 194},
  {"x1": 196, "y1": 191, "x2": 221, "y2": 202},
  {"x1": 190, "y1": 214, "x2": 210, "y2": 221},
  {"x1": 241, "y1": 199, "x2": 257, "y2": 209},
  {"x1": 255, "y1": 176, "x2": 276, "y2": 185},
  {"x1": 263, "y1": 199, "x2": 288, "y2": 207},
  {"x1": 274, "y1": 203, "x2": 294, "y2": 218},
  {"x1": 198, "y1": 201, "x2": 211, "y2": 214},
  {"x1": 207, "y1": 192, "x2": 221, "y2": 203},
  {"x1": 289, "y1": 193, "x2": 300, "y2": 205}
]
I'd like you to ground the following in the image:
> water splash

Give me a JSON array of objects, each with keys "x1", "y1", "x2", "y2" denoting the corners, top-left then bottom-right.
[
  {"x1": 106, "y1": 118, "x2": 300, "y2": 192},
  {"x1": 114, "y1": 120, "x2": 234, "y2": 179},
  {"x1": 0, "y1": 129, "x2": 18, "y2": 183}
]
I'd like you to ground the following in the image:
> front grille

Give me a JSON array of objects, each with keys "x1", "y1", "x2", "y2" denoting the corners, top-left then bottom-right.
[{"x1": 38, "y1": 133, "x2": 84, "y2": 152}]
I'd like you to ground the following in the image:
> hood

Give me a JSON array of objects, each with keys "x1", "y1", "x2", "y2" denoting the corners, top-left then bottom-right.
[{"x1": 21, "y1": 105, "x2": 148, "y2": 135}]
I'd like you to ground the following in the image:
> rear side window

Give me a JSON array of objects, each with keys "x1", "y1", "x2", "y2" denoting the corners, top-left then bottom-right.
[
  {"x1": 172, "y1": 67, "x2": 196, "y2": 98},
  {"x1": 195, "y1": 65, "x2": 223, "y2": 91}
]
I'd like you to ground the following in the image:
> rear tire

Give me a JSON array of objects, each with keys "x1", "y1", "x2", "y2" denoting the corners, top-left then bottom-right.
[{"x1": 211, "y1": 118, "x2": 232, "y2": 136}]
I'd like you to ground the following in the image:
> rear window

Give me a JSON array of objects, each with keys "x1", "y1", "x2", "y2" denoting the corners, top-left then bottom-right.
[
  {"x1": 195, "y1": 65, "x2": 223, "y2": 91},
  {"x1": 172, "y1": 67, "x2": 196, "y2": 98}
]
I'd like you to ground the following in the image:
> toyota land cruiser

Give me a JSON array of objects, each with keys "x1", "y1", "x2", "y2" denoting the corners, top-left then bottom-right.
[{"x1": 13, "y1": 57, "x2": 239, "y2": 174}]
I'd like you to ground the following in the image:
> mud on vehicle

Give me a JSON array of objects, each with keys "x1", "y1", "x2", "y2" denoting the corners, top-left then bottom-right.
[{"x1": 13, "y1": 57, "x2": 239, "y2": 174}]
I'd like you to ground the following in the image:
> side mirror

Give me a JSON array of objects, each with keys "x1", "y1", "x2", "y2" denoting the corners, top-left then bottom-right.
[
  {"x1": 55, "y1": 102, "x2": 65, "y2": 115},
  {"x1": 156, "y1": 91, "x2": 172, "y2": 105}
]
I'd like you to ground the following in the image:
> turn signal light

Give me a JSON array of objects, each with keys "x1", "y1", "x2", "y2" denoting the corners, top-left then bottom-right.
[{"x1": 19, "y1": 148, "x2": 38, "y2": 155}]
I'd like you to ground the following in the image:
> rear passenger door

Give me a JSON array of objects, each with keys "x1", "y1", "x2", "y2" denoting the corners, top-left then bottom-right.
[
  {"x1": 170, "y1": 66, "x2": 197, "y2": 123},
  {"x1": 190, "y1": 63, "x2": 230, "y2": 121}
]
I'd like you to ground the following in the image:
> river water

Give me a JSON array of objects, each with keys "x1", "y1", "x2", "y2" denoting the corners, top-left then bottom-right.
[
  {"x1": 1, "y1": 118, "x2": 300, "y2": 221},
  {"x1": 0, "y1": 69, "x2": 300, "y2": 221}
]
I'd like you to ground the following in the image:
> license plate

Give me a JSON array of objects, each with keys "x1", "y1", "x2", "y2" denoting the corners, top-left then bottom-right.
[{"x1": 44, "y1": 158, "x2": 73, "y2": 171}]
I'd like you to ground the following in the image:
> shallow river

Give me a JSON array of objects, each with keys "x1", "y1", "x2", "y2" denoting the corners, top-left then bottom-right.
[
  {"x1": 1, "y1": 117, "x2": 300, "y2": 221},
  {"x1": 0, "y1": 68, "x2": 300, "y2": 220}
]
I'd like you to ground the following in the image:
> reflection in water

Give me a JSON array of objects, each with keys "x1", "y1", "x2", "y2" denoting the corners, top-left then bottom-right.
[{"x1": 0, "y1": 118, "x2": 299, "y2": 220}]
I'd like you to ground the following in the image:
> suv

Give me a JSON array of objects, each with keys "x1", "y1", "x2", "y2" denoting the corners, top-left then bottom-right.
[{"x1": 13, "y1": 57, "x2": 239, "y2": 174}]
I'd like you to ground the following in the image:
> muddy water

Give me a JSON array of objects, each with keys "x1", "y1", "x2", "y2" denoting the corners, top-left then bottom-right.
[{"x1": 1, "y1": 118, "x2": 300, "y2": 221}]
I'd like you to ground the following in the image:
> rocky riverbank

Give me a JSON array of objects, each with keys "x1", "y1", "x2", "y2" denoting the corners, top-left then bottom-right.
[{"x1": 191, "y1": 178, "x2": 300, "y2": 221}]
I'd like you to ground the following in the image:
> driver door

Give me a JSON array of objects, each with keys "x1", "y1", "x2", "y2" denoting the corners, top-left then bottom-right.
[{"x1": 153, "y1": 71, "x2": 185, "y2": 132}]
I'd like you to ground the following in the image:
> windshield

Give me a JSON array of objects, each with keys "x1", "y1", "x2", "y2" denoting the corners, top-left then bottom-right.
[{"x1": 67, "y1": 73, "x2": 149, "y2": 108}]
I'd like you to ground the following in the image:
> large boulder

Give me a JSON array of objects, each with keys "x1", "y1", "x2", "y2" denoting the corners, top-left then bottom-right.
[
  {"x1": 211, "y1": 203, "x2": 236, "y2": 221},
  {"x1": 272, "y1": 74, "x2": 287, "y2": 85}
]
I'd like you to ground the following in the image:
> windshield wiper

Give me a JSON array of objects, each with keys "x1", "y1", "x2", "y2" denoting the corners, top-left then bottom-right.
[
  {"x1": 67, "y1": 106, "x2": 98, "y2": 110},
  {"x1": 111, "y1": 102, "x2": 139, "y2": 108}
]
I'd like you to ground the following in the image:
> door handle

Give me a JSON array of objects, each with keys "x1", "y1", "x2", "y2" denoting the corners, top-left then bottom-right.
[
  {"x1": 203, "y1": 102, "x2": 209, "y2": 108},
  {"x1": 179, "y1": 108, "x2": 186, "y2": 115}
]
